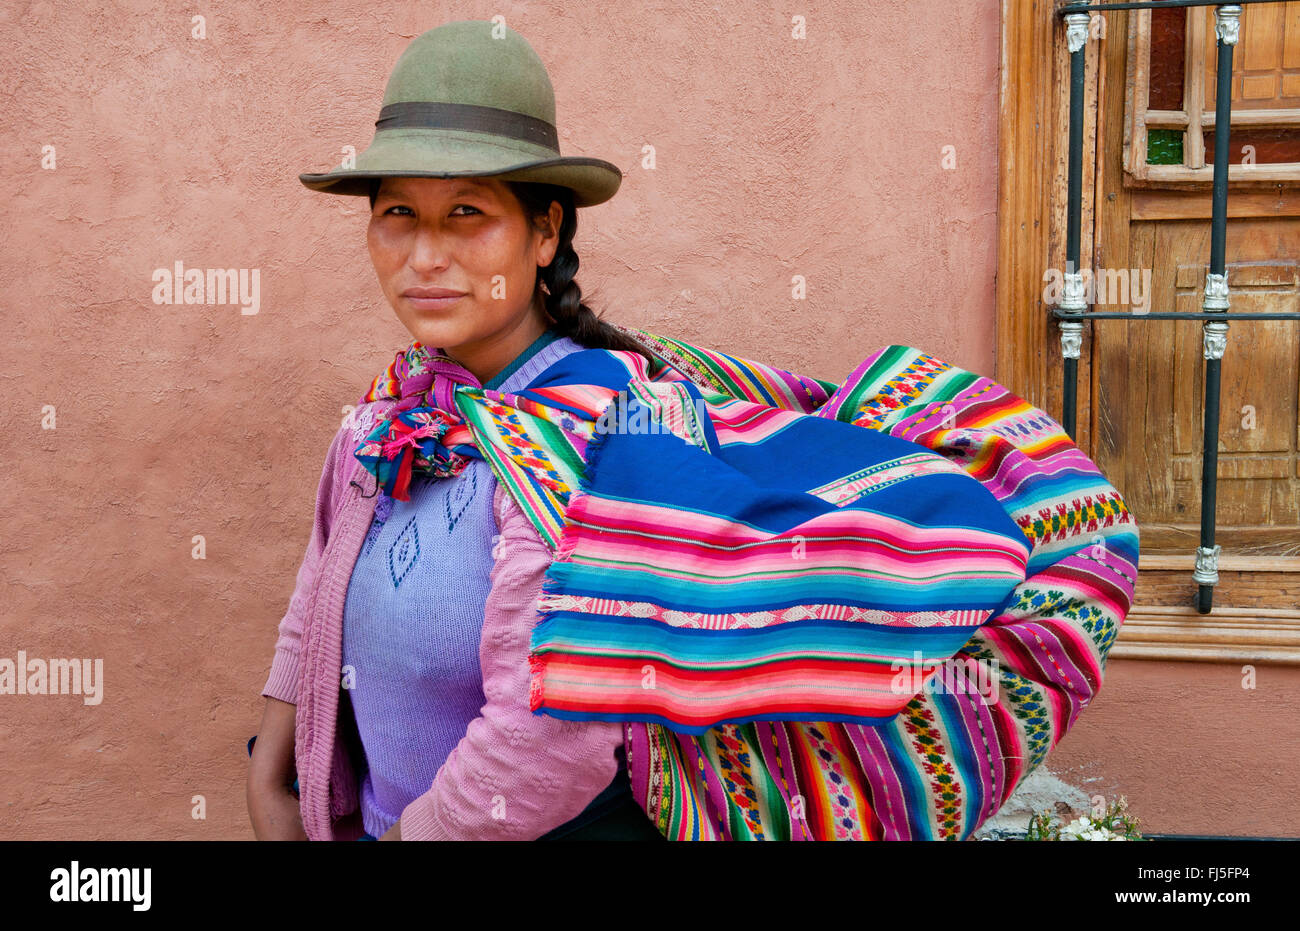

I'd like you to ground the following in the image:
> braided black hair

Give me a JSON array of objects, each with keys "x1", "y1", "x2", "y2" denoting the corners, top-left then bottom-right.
[{"x1": 365, "y1": 178, "x2": 653, "y2": 362}]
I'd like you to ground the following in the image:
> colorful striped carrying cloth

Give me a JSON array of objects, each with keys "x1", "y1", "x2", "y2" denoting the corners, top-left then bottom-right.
[{"x1": 357, "y1": 326, "x2": 1140, "y2": 840}]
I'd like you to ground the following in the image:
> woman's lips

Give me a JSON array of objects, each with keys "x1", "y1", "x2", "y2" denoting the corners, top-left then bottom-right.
[{"x1": 402, "y1": 287, "x2": 466, "y2": 311}]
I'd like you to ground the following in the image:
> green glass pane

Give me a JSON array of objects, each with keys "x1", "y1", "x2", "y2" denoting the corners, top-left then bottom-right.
[{"x1": 1146, "y1": 129, "x2": 1184, "y2": 165}]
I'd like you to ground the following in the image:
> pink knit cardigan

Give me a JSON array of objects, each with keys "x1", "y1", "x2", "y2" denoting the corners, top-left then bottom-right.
[{"x1": 260, "y1": 399, "x2": 626, "y2": 840}]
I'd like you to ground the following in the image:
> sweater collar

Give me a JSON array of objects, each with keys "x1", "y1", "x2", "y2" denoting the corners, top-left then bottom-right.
[{"x1": 483, "y1": 326, "x2": 562, "y2": 390}]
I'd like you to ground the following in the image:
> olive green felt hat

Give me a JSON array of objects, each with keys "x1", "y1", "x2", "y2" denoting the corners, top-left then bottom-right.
[{"x1": 299, "y1": 20, "x2": 622, "y2": 207}]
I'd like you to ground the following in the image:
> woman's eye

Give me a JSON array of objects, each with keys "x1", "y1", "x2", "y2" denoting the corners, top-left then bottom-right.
[{"x1": 378, "y1": 204, "x2": 480, "y2": 217}]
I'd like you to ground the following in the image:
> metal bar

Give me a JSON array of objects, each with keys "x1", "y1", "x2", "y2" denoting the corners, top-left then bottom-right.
[
  {"x1": 1194, "y1": 5, "x2": 1241, "y2": 614},
  {"x1": 1050, "y1": 310, "x2": 1300, "y2": 320},
  {"x1": 1059, "y1": 11, "x2": 1092, "y2": 441},
  {"x1": 1057, "y1": 0, "x2": 1278, "y2": 14}
]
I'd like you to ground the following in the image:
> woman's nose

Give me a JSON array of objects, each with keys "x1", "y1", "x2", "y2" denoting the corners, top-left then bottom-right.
[{"x1": 408, "y1": 225, "x2": 451, "y2": 272}]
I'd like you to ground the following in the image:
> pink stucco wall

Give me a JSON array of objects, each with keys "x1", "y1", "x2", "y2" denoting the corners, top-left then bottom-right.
[
  {"x1": 7, "y1": 2, "x2": 1268, "y2": 841},
  {"x1": 1046, "y1": 660, "x2": 1300, "y2": 838}
]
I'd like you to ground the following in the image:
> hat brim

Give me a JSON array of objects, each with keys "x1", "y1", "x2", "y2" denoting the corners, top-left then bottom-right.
[{"x1": 299, "y1": 129, "x2": 622, "y2": 207}]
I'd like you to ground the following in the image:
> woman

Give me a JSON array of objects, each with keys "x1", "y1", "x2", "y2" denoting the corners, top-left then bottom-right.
[
  {"x1": 247, "y1": 20, "x2": 1140, "y2": 842},
  {"x1": 246, "y1": 20, "x2": 670, "y2": 840}
]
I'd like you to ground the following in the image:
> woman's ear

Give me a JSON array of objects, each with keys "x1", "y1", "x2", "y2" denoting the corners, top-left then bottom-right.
[{"x1": 535, "y1": 201, "x2": 563, "y2": 268}]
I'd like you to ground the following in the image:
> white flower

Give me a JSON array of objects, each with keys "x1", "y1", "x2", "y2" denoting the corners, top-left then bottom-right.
[
  {"x1": 1056, "y1": 818, "x2": 1121, "y2": 841},
  {"x1": 1061, "y1": 818, "x2": 1090, "y2": 837},
  {"x1": 1084, "y1": 826, "x2": 1117, "y2": 841}
]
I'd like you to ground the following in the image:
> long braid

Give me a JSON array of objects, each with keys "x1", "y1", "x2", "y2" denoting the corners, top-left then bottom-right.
[{"x1": 505, "y1": 182, "x2": 656, "y2": 363}]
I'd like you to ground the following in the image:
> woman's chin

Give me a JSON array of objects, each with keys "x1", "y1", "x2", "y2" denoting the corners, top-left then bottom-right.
[{"x1": 399, "y1": 320, "x2": 466, "y2": 351}]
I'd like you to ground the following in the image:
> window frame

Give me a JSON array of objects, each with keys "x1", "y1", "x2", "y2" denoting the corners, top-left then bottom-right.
[{"x1": 1124, "y1": 4, "x2": 1300, "y2": 185}]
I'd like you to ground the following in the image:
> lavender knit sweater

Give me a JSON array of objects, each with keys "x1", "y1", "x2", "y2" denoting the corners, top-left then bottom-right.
[
  {"x1": 261, "y1": 330, "x2": 634, "y2": 840},
  {"x1": 342, "y1": 328, "x2": 589, "y2": 837}
]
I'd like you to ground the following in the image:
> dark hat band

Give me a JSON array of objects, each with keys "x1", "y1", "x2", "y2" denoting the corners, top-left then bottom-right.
[{"x1": 375, "y1": 101, "x2": 559, "y2": 152}]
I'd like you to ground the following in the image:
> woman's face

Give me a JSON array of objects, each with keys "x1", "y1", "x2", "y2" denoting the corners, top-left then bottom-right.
[{"x1": 367, "y1": 176, "x2": 562, "y2": 380}]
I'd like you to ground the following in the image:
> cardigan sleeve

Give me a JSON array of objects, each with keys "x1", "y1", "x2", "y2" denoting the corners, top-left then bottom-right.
[
  {"x1": 260, "y1": 413, "x2": 368, "y2": 704},
  {"x1": 397, "y1": 482, "x2": 625, "y2": 840}
]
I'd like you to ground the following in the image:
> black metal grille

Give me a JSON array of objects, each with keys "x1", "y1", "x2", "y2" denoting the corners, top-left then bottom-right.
[{"x1": 1053, "y1": 1, "x2": 1298, "y2": 613}]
